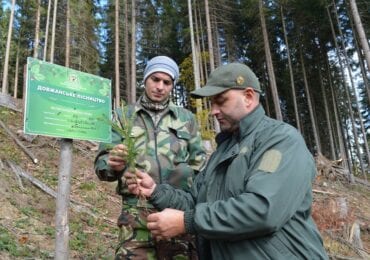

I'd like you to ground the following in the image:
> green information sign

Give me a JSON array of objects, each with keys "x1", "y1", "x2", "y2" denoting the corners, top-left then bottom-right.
[{"x1": 24, "y1": 57, "x2": 112, "y2": 142}]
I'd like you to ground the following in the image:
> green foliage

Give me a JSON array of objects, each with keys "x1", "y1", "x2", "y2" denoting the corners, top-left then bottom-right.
[
  {"x1": 14, "y1": 218, "x2": 29, "y2": 229},
  {"x1": 0, "y1": 226, "x2": 33, "y2": 257},
  {"x1": 0, "y1": 107, "x2": 16, "y2": 121},
  {"x1": 68, "y1": 0, "x2": 100, "y2": 74},
  {"x1": 198, "y1": 109, "x2": 215, "y2": 141},
  {"x1": 42, "y1": 226, "x2": 55, "y2": 237},
  {"x1": 0, "y1": 109, "x2": 24, "y2": 163},
  {"x1": 40, "y1": 168, "x2": 58, "y2": 187},
  {"x1": 0, "y1": 226, "x2": 18, "y2": 254},
  {"x1": 20, "y1": 206, "x2": 41, "y2": 218},
  {"x1": 79, "y1": 181, "x2": 97, "y2": 191},
  {"x1": 69, "y1": 222, "x2": 88, "y2": 250},
  {"x1": 111, "y1": 102, "x2": 139, "y2": 172},
  {"x1": 179, "y1": 52, "x2": 210, "y2": 93}
]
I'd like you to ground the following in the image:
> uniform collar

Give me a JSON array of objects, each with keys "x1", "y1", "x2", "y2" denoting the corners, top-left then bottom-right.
[
  {"x1": 215, "y1": 105, "x2": 265, "y2": 145},
  {"x1": 238, "y1": 104, "x2": 265, "y2": 139},
  {"x1": 134, "y1": 98, "x2": 179, "y2": 119}
]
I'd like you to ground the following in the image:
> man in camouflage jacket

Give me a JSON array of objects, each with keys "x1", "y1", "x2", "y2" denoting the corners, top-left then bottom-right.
[{"x1": 94, "y1": 56, "x2": 206, "y2": 259}]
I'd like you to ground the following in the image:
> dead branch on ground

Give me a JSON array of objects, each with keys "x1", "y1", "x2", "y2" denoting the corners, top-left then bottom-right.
[
  {"x1": 5, "y1": 160, "x2": 115, "y2": 225},
  {"x1": 7, "y1": 161, "x2": 25, "y2": 190},
  {"x1": 0, "y1": 120, "x2": 38, "y2": 164},
  {"x1": 316, "y1": 154, "x2": 370, "y2": 189},
  {"x1": 0, "y1": 93, "x2": 22, "y2": 112},
  {"x1": 325, "y1": 230, "x2": 369, "y2": 259}
]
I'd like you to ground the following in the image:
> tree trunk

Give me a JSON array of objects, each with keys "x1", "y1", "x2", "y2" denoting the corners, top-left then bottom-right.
[
  {"x1": 280, "y1": 5, "x2": 300, "y2": 131},
  {"x1": 343, "y1": 119, "x2": 355, "y2": 175},
  {"x1": 65, "y1": 0, "x2": 70, "y2": 67},
  {"x1": 43, "y1": 0, "x2": 52, "y2": 61},
  {"x1": 263, "y1": 69, "x2": 271, "y2": 118},
  {"x1": 319, "y1": 69, "x2": 335, "y2": 159},
  {"x1": 187, "y1": 1, "x2": 198, "y2": 83},
  {"x1": 13, "y1": 51, "x2": 19, "y2": 98},
  {"x1": 209, "y1": 4, "x2": 221, "y2": 133},
  {"x1": 346, "y1": 0, "x2": 370, "y2": 105},
  {"x1": 326, "y1": 57, "x2": 353, "y2": 182},
  {"x1": 299, "y1": 47, "x2": 321, "y2": 154},
  {"x1": 332, "y1": 1, "x2": 369, "y2": 178},
  {"x1": 195, "y1": 1, "x2": 215, "y2": 134},
  {"x1": 327, "y1": 5, "x2": 366, "y2": 180},
  {"x1": 50, "y1": 0, "x2": 58, "y2": 63},
  {"x1": 348, "y1": 0, "x2": 370, "y2": 72},
  {"x1": 130, "y1": 0, "x2": 136, "y2": 104},
  {"x1": 259, "y1": 0, "x2": 282, "y2": 120},
  {"x1": 115, "y1": 0, "x2": 120, "y2": 108},
  {"x1": 205, "y1": 0, "x2": 215, "y2": 71},
  {"x1": 33, "y1": 0, "x2": 41, "y2": 58},
  {"x1": 1, "y1": 0, "x2": 16, "y2": 94},
  {"x1": 353, "y1": 31, "x2": 370, "y2": 102},
  {"x1": 124, "y1": 0, "x2": 130, "y2": 104},
  {"x1": 194, "y1": 3, "x2": 204, "y2": 86},
  {"x1": 188, "y1": 0, "x2": 201, "y2": 116},
  {"x1": 214, "y1": 32, "x2": 221, "y2": 67}
]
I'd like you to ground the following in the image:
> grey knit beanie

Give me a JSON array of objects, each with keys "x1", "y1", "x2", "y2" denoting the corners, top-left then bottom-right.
[{"x1": 143, "y1": 56, "x2": 179, "y2": 84}]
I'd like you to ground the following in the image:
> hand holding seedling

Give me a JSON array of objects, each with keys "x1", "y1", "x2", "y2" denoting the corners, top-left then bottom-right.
[
  {"x1": 108, "y1": 144, "x2": 128, "y2": 172},
  {"x1": 124, "y1": 169, "x2": 156, "y2": 197}
]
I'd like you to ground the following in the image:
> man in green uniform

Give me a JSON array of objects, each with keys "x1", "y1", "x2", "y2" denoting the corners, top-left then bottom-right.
[
  {"x1": 94, "y1": 56, "x2": 206, "y2": 259},
  {"x1": 125, "y1": 63, "x2": 328, "y2": 259}
]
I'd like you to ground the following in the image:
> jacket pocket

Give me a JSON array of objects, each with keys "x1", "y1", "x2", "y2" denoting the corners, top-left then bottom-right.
[
  {"x1": 259, "y1": 234, "x2": 299, "y2": 259},
  {"x1": 129, "y1": 126, "x2": 146, "y2": 152},
  {"x1": 168, "y1": 127, "x2": 191, "y2": 162},
  {"x1": 130, "y1": 126, "x2": 145, "y2": 139}
]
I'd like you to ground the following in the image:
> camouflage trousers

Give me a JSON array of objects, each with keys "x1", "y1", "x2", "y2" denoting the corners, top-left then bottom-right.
[{"x1": 115, "y1": 204, "x2": 198, "y2": 260}]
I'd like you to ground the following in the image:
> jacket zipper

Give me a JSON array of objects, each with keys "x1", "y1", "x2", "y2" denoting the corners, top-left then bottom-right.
[
  {"x1": 153, "y1": 126, "x2": 163, "y2": 184},
  {"x1": 152, "y1": 113, "x2": 166, "y2": 184}
]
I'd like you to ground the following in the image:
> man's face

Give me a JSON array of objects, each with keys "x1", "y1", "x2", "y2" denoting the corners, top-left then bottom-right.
[
  {"x1": 145, "y1": 72, "x2": 173, "y2": 102},
  {"x1": 210, "y1": 89, "x2": 249, "y2": 132}
]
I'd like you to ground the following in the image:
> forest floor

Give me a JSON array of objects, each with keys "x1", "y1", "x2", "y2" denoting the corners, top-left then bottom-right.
[{"x1": 0, "y1": 106, "x2": 369, "y2": 259}]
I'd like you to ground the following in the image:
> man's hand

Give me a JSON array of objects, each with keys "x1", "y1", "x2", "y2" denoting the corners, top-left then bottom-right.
[
  {"x1": 147, "y1": 209, "x2": 185, "y2": 240},
  {"x1": 108, "y1": 144, "x2": 128, "y2": 172},
  {"x1": 124, "y1": 169, "x2": 156, "y2": 197}
]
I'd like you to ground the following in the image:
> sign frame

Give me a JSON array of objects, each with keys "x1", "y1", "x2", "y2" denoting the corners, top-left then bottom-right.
[{"x1": 24, "y1": 57, "x2": 112, "y2": 143}]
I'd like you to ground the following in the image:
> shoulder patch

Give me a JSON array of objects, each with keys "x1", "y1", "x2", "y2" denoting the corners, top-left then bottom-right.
[{"x1": 258, "y1": 149, "x2": 282, "y2": 173}]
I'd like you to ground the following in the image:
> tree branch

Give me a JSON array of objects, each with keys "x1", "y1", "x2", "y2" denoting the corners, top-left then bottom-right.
[{"x1": 0, "y1": 119, "x2": 38, "y2": 164}]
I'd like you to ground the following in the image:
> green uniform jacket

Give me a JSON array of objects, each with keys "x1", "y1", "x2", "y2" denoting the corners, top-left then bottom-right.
[
  {"x1": 94, "y1": 101, "x2": 206, "y2": 207},
  {"x1": 150, "y1": 105, "x2": 328, "y2": 259}
]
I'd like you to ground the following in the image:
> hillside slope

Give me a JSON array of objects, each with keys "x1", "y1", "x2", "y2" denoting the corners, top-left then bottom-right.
[
  {"x1": 0, "y1": 107, "x2": 121, "y2": 258},
  {"x1": 0, "y1": 106, "x2": 369, "y2": 259}
]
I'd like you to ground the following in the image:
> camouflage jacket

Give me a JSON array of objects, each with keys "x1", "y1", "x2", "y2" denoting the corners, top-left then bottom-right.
[{"x1": 94, "y1": 100, "x2": 206, "y2": 207}]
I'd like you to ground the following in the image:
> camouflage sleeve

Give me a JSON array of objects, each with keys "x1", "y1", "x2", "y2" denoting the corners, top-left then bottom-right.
[{"x1": 187, "y1": 113, "x2": 206, "y2": 173}]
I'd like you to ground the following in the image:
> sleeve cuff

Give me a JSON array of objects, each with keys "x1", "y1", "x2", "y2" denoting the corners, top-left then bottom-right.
[
  {"x1": 184, "y1": 210, "x2": 196, "y2": 234},
  {"x1": 148, "y1": 184, "x2": 166, "y2": 208}
]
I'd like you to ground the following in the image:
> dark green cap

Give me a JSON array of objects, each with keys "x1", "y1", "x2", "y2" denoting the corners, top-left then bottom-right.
[{"x1": 191, "y1": 63, "x2": 260, "y2": 98}]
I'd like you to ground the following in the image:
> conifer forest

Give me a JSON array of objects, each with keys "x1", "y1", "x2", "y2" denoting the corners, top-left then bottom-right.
[{"x1": 0, "y1": 0, "x2": 369, "y2": 179}]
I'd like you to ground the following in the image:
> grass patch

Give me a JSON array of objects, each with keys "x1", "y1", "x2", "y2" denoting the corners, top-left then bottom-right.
[
  {"x1": 20, "y1": 206, "x2": 41, "y2": 218},
  {"x1": 35, "y1": 226, "x2": 55, "y2": 237},
  {"x1": 39, "y1": 169, "x2": 59, "y2": 187},
  {"x1": 69, "y1": 222, "x2": 88, "y2": 251},
  {"x1": 14, "y1": 218, "x2": 30, "y2": 229},
  {"x1": 0, "y1": 226, "x2": 32, "y2": 257},
  {"x1": 79, "y1": 181, "x2": 96, "y2": 191}
]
